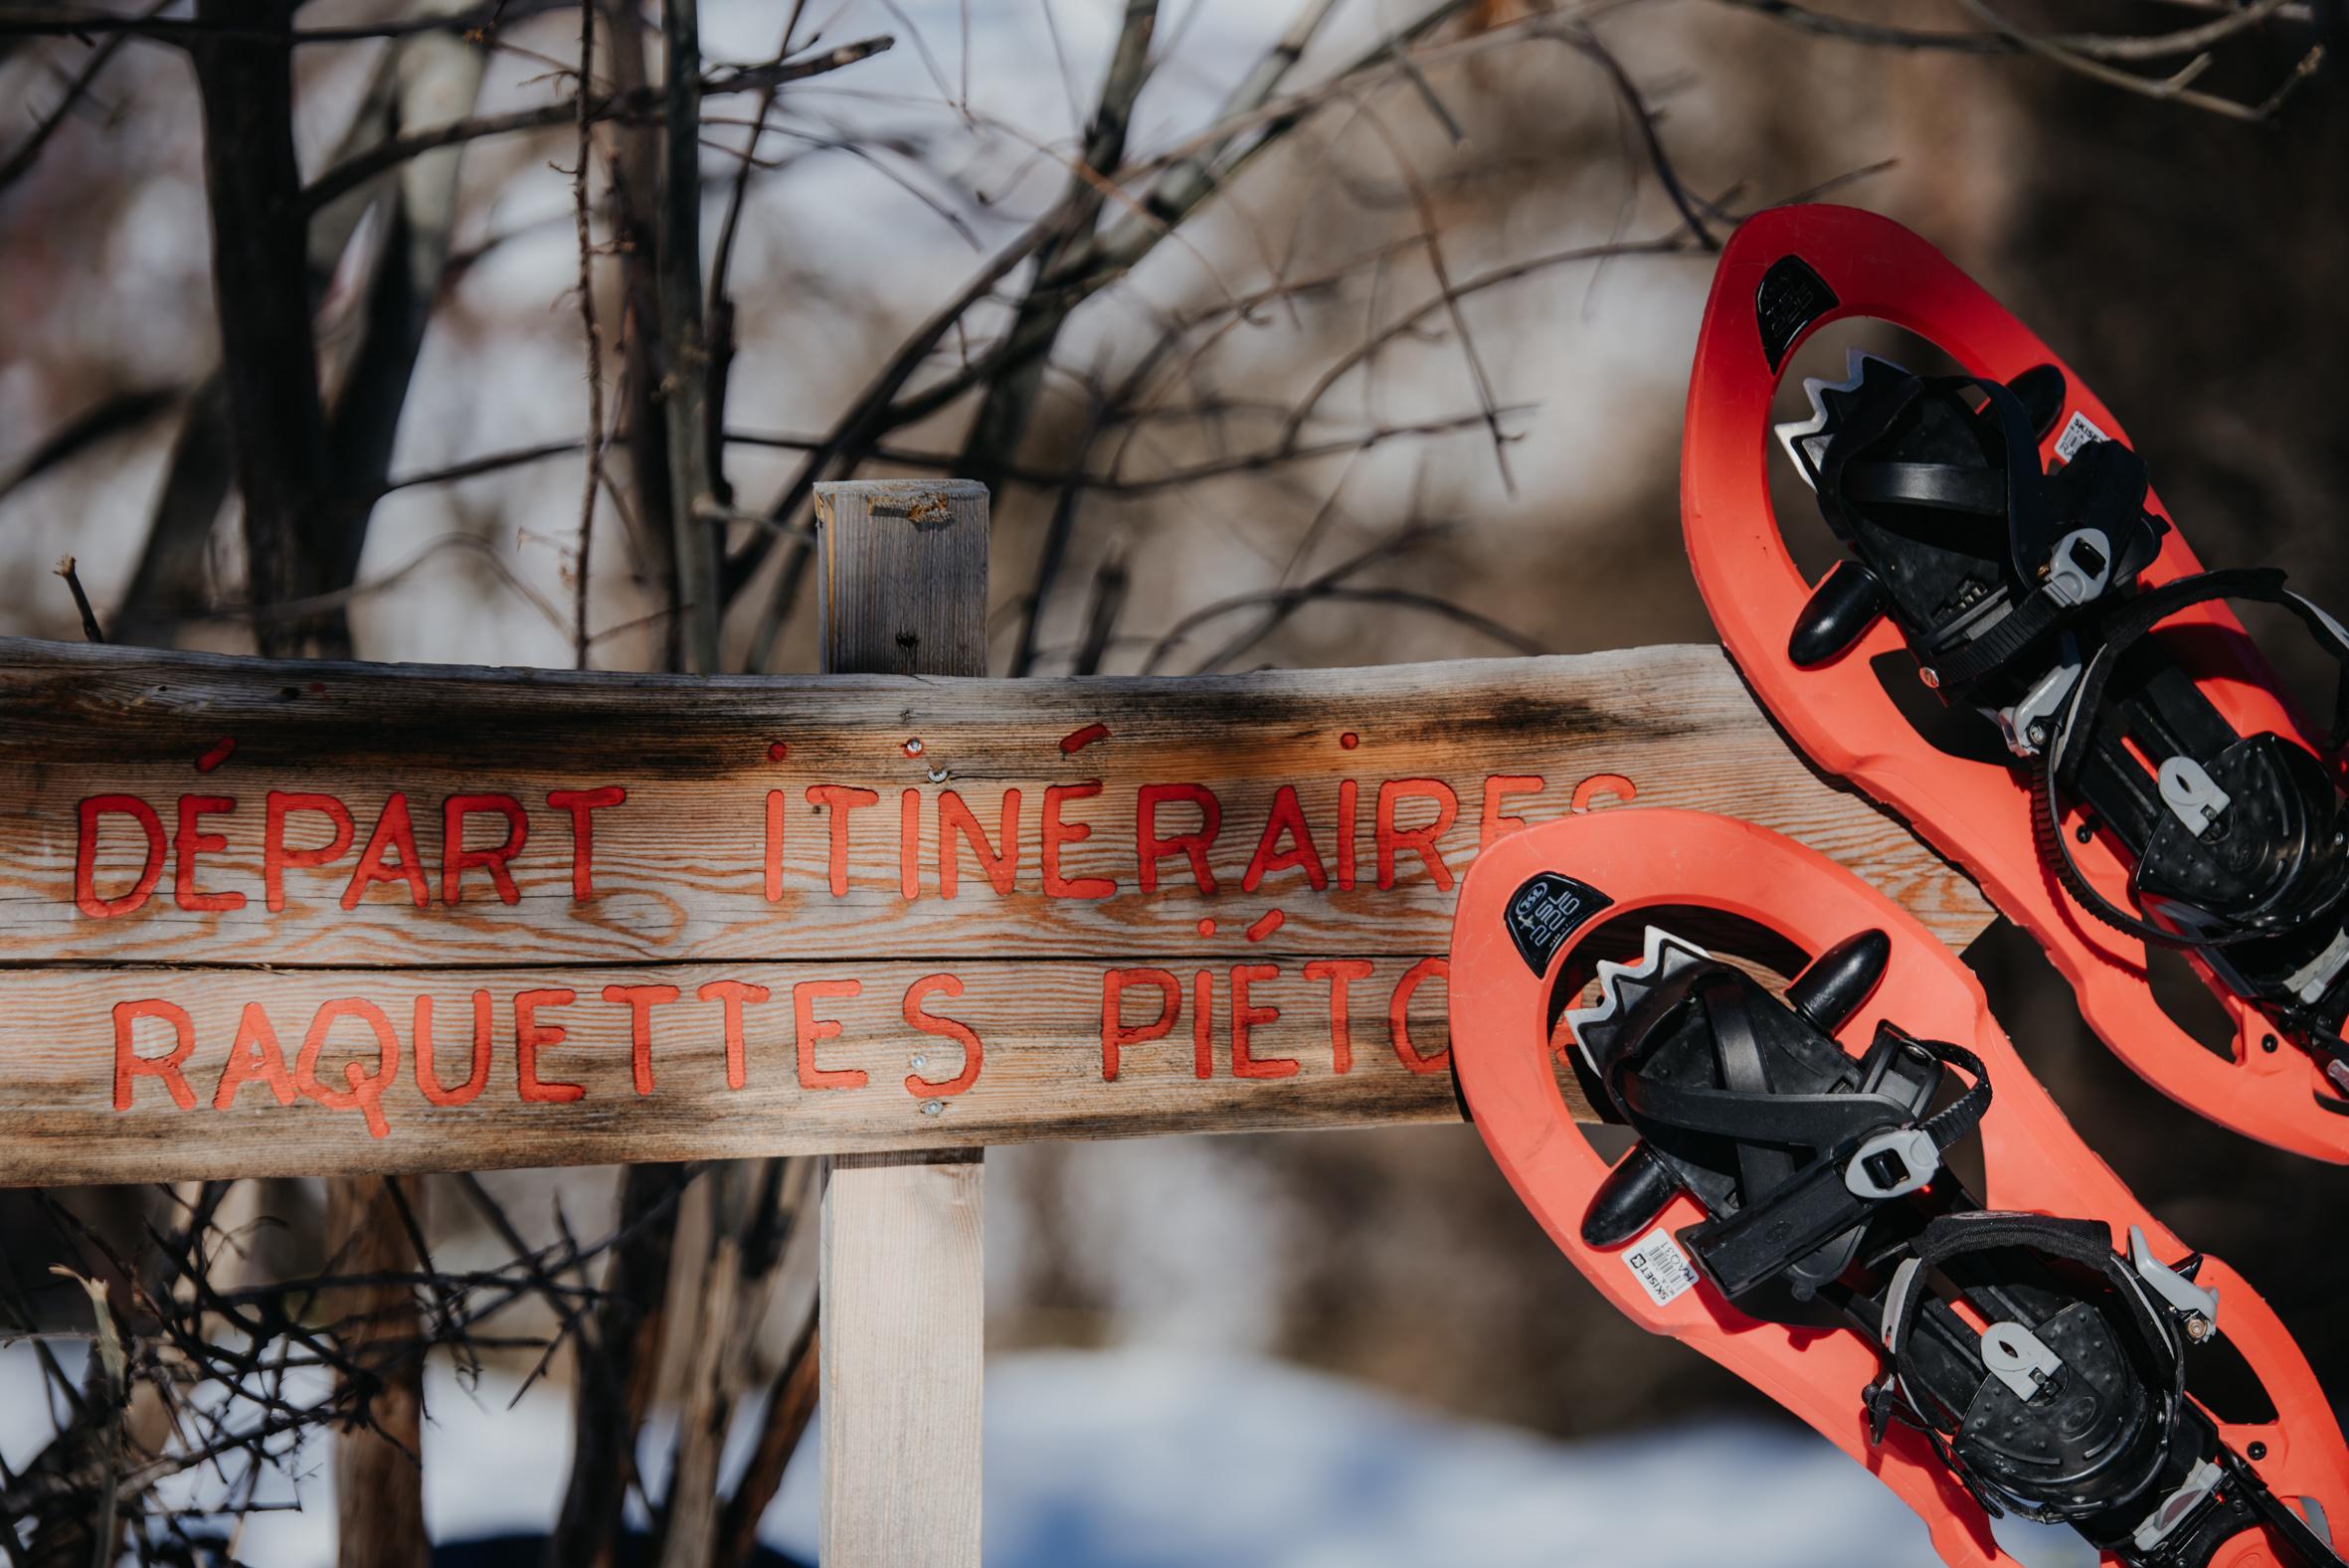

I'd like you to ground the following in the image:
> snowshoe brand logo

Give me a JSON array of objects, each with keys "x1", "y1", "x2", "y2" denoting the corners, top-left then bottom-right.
[
  {"x1": 1753, "y1": 256, "x2": 1838, "y2": 370},
  {"x1": 1504, "y1": 871, "x2": 1611, "y2": 977},
  {"x1": 2054, "y1": 409, "x2": 2111, "y2": 463}
]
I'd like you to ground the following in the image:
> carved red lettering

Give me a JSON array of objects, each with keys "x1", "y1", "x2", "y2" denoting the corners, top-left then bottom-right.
[
  {"x1": 1479, "y1": 775, "x2": 1544, "y2": 850},
  {"x1": 807, "y1": 784, "x2": 880, "y2": 897},
  {"x1": 1302, "y1": 958, "x2": 1375, "y2": 1075},
  {"x1": 343, "y1": 793, "x2": 430, "y2": 910},
  {"x1": 546, "y1": 785, "x2": 626, "y2": 900},
  {"x1": 764, "y1": 788, "x2": 787, "y2": 901},
  {"x1": 443, "y1": 793, "x2": 528, "y2": 905},
  {"x1": 77, "y1": 795, "x2": 167, "y2": 919},
  {"x1": 415, "y1": 991, "x2": 494, "y2": 1107},
  {"x1": 1192, "y1": 969, "x2": 1214, "y2": 1080},
  {"x1": 606, "y1": 983, "x2": 682, "y2": 1095},
  {"x1": 1337, "y1": 779, "x2": 1358, "y2": 891},
  {"x1": 1100, "y1": 967, "x2": 1178, "y2": 1082},
  {"x1": 1388, "y1": 957, "x2": 1450, "y2": 1074},
  {"x1": 1229, "y1": 963, "x2": 1294, "y2": 1079},
  {"x1": 1571, "y1": 772, "x2": 1637, "y2": 812},
  {"x1": 900, "y1": 789, "x2": 922, "y2": 900},
  {"x1": 174, "y1": 794, "x2": 244, "y2": 913},
  {"x1": 264, "y1": 791, "x2": 354, "y2": 912},
  {"x1": 213, "y1": 1001, "x2": 296, "y2": 1108},
  {"x1": 1137, "y1": 783, "x2": 1220, "y2": 894},
  {"x1": 794, "y1": 978, "x2": 866, "y2": 1091},
  {"x1": 112, "y1": 998, "x2": 196, "y2": 1111},
  {"x1": 903, "y1": 973, "x2": 983, "y2": 1096},
  {"x1": 1242, "y1": 784, "x2": 1328, "y2": 892},
  {"x1": 298, "y1": 997, "x2": 401, "y2": 1136},
  {"x1": 1375, "y1": 779, "x2": 1457, "y2": 891},
  {"x1": 513, "y1": 987, "x2": 584, "y2": 1104},
  {"x1": 696, "y1": 979, "x2": 769, "y2": 1091},
  {"x1": 938, "y1": 788, "x2": 1019, "y2": 897},
  {"x1": 1042, "y1": 782, "x2": 1115, "y2": 898}
]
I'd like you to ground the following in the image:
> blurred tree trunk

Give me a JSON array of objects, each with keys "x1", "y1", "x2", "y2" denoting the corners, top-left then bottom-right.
[
  {"x1": 188, "y1": 0, "x2": 346, "y2": 656},
  {"x1": 325, "y1": 1176, "x2": 430, "y2": 1568}
]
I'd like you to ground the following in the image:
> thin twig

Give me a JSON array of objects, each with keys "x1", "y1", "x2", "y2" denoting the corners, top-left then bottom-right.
[
  {"x1": 571, "y1": 0, "x2": 604, "y2": 671},
  {"x1": 300, "y1": 36, "x2": 896, "y2": 215},
  {"x1": 53, "y1": 557, "x2": 105, "y2": 642}
]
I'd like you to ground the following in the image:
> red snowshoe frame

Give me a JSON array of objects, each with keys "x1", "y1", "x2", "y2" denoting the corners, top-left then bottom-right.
[
  {"x1": 1681, "y1": 203, "x2": 2349, "y2": 1162},
  {"x1": 1448, "y1": 807, "x2": 2349, "y2": 1567}
]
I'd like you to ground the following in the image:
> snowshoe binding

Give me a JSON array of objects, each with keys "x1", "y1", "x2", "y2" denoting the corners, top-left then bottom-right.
[
  {"x1": 1448, "y1": 807, "x2": 2349, "y2": 1567},
  {"x1": 1681, "y1": 203, "x2": 2349, "y2": 1162}
]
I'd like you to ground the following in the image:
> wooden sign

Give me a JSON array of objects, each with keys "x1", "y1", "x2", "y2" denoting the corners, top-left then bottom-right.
[{"x1": 0, "y1": 635, "x2": 1992, "y2": 1184}]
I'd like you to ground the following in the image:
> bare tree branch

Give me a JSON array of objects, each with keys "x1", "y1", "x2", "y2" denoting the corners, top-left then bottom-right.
[
  {"x1": 188, "y1": 0, "x2": 344, "y2": 657},
  {"x1": 300, "y1": 37, "x2": 895, "y2": 217}
]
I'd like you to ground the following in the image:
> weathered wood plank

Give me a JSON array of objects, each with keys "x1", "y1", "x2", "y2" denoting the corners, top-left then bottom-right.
[
  {"x1": 0, "y1": 632, "x2": 1992, "y2": 1186},
  {"x1": 820, "y1": 1151, "x2": 983, "y2": 1567},
  {"x1": 0, "y1": 956, "x2": 1467, "y2": 1183},
  {"x1": 815, "y1": 477, "x2": 988, "y2": 1568},
  {"x1": 0, "y1": 642, "x2": 1982, "y2": 965}
]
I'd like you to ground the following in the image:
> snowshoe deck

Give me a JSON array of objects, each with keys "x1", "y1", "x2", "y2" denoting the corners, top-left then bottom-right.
[
  {"x1": 1448, "y1": 807, "x2": 2349, "y2": 1566},
  {"x1": 1681, "y1": 203, "x2": 2349, "y2": 1161}
]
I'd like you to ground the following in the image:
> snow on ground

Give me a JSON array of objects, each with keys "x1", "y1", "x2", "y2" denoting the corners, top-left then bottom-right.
[{"x1": 0, "y1": 1341, "x2": 2093, "y2": 1566}]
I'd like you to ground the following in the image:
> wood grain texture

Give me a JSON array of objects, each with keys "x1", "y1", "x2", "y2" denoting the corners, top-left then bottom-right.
[
  {"x1": 815, "y1": 476, "x2": 986, "y2": 1568},
  {"x1": 0, "y1": 632, "x2": 1992, "y2": 1187},
  {"x1": 813, "y1": 479, "x2": 989, "y2": 677},
  {"x1": 819, "y1": 1151, "x2": 984, "y2": 1566}
]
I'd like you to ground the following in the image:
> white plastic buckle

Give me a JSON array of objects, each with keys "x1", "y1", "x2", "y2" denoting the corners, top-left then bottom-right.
[
  {"x1": 1980, "y1": 1320, "x2": 2064, "y2": 1401},
  {"x1": 1845, "y1": 1129, "x2": 1939, "y2": 1200}
]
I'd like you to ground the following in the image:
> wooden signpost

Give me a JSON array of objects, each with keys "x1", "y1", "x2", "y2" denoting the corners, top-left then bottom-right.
[
  {"x1": 0, "y1": 478, "x2": 1995, "y2": 1564},
  {"x1": 0, "y1": 633, "x2": 1991, "y2": 1184}
]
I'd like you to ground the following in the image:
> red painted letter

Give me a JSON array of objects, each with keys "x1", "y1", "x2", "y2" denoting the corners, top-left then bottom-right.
[
  {"x1": 514, "y1": 988, "x2": 584, "y2": 1103},
  {"x1": 807, "y1": 784, "x2": 880, "y2": 898},
  {"x1": 77, "y1": 796, "x2": 167, "y2": 919},
  {"x1": 415, "y1": 991, "x2": 494, "y2": 1107},
  {"x1": 1137, "y1": 783, "x2": 1221, "y2": 895},
  {"x1": 1042, "y1": 782, "x2": 1115, "y2": 899},
  {"x1": 1099, "y1": 967, "x2": 1178, "y2": 1082},
  {"x1": 112, "y1": 998, "x2": 195, "y2": 1111},
  {"x1": 1302, "y1": 958, "x2": 1375, "y2": 1075},
  {"x1": 1375, "y1": 780, "x2": 1457, "y2": 891},
  {"x1": 174, "y1": 794, "x2": 244, "y2": 913},
  {"x1": 1479, "y1": 775, "x2": 1544, "y2": 850},
  {"x1": 444, "y1": 793, "x2": 528, "y2": 905},
  {"x1": 1229, "y1": 963, "x2": 1295, "y2": 1079},
  {"x1": 344, "y1": 793, "x2": 430, "y2": 909},
  {"x1": 213, "y1": 1001, "x2": 296, "y2": 1108},
  {"x1": 793, "y1": 978, "x2": 866, "y2": 1090},
  {"x1": 265, "y1": 791, "x2": 354, "y2": 912},
  {"x1": 938, "y1": 788, "x2": 1019, "y2": 897},
  {"x1": 547, "y1": 785, "x2": 626, "y2": 900},
  {"x1": 1388, "y1": 957, "x2": 1450, "y2": 1074},
  {"x1": 904, "y1": 974, "x2": 983, "y2": 1096},
  {"x1": 696, "y1": 979, "x2": 770, "y2": 1091},
  {"x1": 765, "y1": 788, "x2": 787, "y2": 902},
  {"x1": 606, "y1": 983, "x2": 682, "y2": 1095},
  {"x1": 1242, "y1": 784, "x2": 1329, "y2": 892},
  {"x1": 297, "y1": 998, "x2": 401, "y2": 1137}
]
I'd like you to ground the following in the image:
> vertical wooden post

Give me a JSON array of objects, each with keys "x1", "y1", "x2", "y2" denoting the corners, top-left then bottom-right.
[
  {"x1": 814, "y1": 479, "x2": 987, "y2": 1567},
  {"x1": 326, "y1": 1175, "x2": 428, "y2": 1568}
]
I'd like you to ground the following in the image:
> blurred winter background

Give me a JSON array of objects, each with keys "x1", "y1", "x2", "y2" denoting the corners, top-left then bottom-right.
[{"x1": 2, "y1": 0, "x2": 2346, "y2": 1563}]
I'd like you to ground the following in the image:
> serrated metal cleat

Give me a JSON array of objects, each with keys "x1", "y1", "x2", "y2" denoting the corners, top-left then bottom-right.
[
  {"x1": 1561, "y1": 926, "x2": 1713, "y2": 1076},
  {"x1": 1774, "y1": 349, "x2": 1910, "y2": 491}
]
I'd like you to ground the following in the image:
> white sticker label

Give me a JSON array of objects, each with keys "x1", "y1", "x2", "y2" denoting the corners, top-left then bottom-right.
[
  {"x1": 1622, "y1": 1226, "x2": 1701, "y2": 1307},
  {"x1": 2054, "y1": 410, "x2": 2110, "y2": 463}
]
